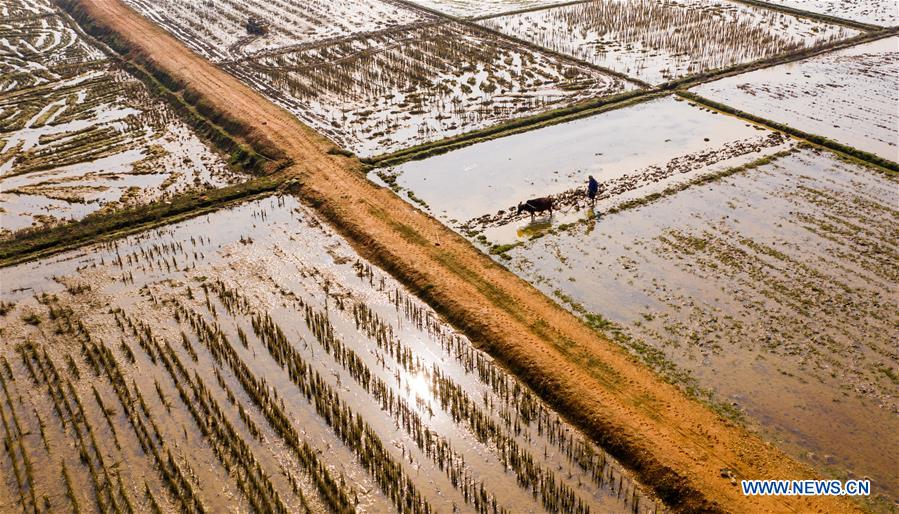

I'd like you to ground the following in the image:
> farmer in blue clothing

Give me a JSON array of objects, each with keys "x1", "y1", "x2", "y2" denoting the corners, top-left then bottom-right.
[{"x1": 587, "y1": 175, "x2": 600, "y2": 207}]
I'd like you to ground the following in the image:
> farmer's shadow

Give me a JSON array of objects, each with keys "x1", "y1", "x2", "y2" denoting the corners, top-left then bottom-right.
[{"x1": 584, "y1": 206, "x2": 600, "y2": 236}]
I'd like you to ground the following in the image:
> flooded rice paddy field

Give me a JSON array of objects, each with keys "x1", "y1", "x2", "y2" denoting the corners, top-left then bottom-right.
[
  {"x1": 0, "y1": 0, "x2": 244, "y2": 238},
  {"x1": 376, "y1": 95, "x2": 795, "y2": 245},
  {"x1": 125, "y1": 0, "x2": 640, "y2": 157},
  {"x1": 229, "y1": 21, "x2": 634, "y2": 157},
  {"x1": 0, "y1": 0, "x2": 106, "y2": 93},
  {"x1": 478, "y1": 0, "x2": 858, "y2": 84},
  {"x1": 121, "y1": 0, "x2": 432, "y2": 63},
  {"x1": 407, "y1": 0, "x2": 565, "y2": 18},
  {"x1": 0, "y1": 195, "x2": 662, "y2": 513},
  {"x1": 375, "y1": 92, "x2": 898, "y2": 502},
  {"x1": 693, "y1": 36, "x2": 899, "y2": 162},
  {"x1": 499, "y1": 148, "x2": 899, "y2": 502},
  {"x1": 760, "y1": 0, "x2": 899, "y2": 26}
]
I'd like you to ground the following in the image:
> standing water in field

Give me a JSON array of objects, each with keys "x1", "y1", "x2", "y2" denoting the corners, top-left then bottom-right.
[
  {"x1": 0, "y1": 0, "x2": 244, "y2": 237},
  {"x1": 0, "y1": 195, "x2": 662, "y2": 513},
  {"x1": 693, "y1": 36, "x2": 899, "y2": 162},
  {"x1": 376, "y1": 96, "x2": 794, "y2": 245},
  {"x1": 478, "y1": 0, "x2": 856, "y2": 84},
  {"x1": 503, "y1": 149, "x2": 899, "y2": 504}
]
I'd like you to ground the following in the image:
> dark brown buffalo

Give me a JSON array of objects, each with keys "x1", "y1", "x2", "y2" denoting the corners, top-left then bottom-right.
[{"x1": 516, "y1": 197, "x2": 554, "y2": 218}]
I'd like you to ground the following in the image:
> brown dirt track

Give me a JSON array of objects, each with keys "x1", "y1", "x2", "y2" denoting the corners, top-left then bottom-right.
[{"x1": 65, "y1": 0, "x2": 863, "y2": 512}]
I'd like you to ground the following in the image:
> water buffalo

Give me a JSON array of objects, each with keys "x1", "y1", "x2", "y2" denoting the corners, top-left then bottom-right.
[{"x1": 517, "y1": 197, "x2": 554, "y2": 219}]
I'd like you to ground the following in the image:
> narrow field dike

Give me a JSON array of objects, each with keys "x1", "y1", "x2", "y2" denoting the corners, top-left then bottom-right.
[
  {"x1": 478, "y1": 0, "x2": 858, "y2": 84},
  {"x1": 690, "y1": 35, "x2": 899, "y2": 166}
]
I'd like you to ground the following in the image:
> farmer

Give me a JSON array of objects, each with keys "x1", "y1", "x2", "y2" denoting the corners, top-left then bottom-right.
[{"x1": 587, "y1": 175, "x2": 600, "y2": 206}]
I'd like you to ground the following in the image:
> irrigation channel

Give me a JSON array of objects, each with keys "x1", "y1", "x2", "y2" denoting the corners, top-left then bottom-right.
[{"x1": 0, "y1": 195, "x2": 664, "y2": 513}]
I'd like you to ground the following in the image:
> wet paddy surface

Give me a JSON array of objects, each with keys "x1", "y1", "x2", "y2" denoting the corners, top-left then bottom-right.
[
  {"x1": 693, "y1": 36, "x2": 899, "y2": 162},
  {"x1": 230, "y1": 21, "x2": 633, "y2": 157},
  {"x1": 0, "y1": 195, "x2": 661, "y2": 513},
  {"x1": 0, "y1": 0, "x2": 244, "y2": 238},
  {"x1": 377, "y1": 97, "x2": 898, "y2": 504},
  {"x1": 761, "y1": 0, "x2": 899, "y2": 26},
  {"x1": 501, "y1": 148, "x2": 898, "y2": 503},
  {"x1": 376, "y1": 95, "x2": 795, "y2": 246},
  {"x1": 478, "y1": 0, "x2": 857, "y2": 84}
]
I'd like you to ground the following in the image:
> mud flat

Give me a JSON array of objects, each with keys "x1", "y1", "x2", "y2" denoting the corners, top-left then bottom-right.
[
  {"x1": 407, "y1": 0, "x2": 566, "y2": 18},
  {"x1": 0, "y1": 194, "x2": 661, "y2": 513},
  {"x1": 499, "y1": 148, "x2": 898, "y2": 507},
  {"x1": 229, "y1": 22, "x2": 633, "y2": 157},
  {"x1": 375, "y1": 95, "x2": 794, "y2": 245},
  {"x1": 0, "y1": 0, "x2": 244, "y2": 238},
  {"x1": 121, "y1": 0, "x2": 432, "y2": 63},
  {"x1": 759, "y1": 0, "x2": 899, "y2": 26},
  {"x1": 692, "y1": 36, "x2": 899, "y2": 162},
  {"x1": 478, "y1": 0, "x2": 857, "y2": 84}
]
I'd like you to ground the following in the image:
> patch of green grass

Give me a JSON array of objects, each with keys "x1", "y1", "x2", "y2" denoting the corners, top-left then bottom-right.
[
  {"x1": 875, "y1": 364, "x2": 899, "y2": 385},
  {"x1": 406, "y1": 190, "x2": 429, "y2": 209},
  {"x1": 326, "y1": 147, "x2": 355, "y2": 158},
  {"x1": 489, "y1": 242, "x2": 523, "y2": 255}
]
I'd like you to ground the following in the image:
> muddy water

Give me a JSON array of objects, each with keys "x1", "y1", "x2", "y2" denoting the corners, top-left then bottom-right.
[
  {"x1": 693, "y1": 36, "x2": 899, "y2": 162},
  {"x1": 502, "y1": 148, "x2": 898, "y2": 505},
  {"x1": 407, "y1": 0, "x2": 564, "y2": 18},
  {"x1": 478, "y1": 0, "x2": 856, "y2": 84},
  {"x1": 1, "y1": 195, "x2": 662, "y2": 513},
  {"x1": 376, "y1": 96, "x2": 794, "y2": 245},
  {"x1": 0, "y1": 0, "x2": 244, "y2": 238},
  {"x1": 762, "y1": 0, "x2": 899, "y2": 26}
]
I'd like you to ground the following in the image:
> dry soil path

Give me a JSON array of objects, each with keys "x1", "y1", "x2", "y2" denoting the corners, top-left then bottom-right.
[{"x1": 73, "y1": 0, "x2": 863, "y2": 511}]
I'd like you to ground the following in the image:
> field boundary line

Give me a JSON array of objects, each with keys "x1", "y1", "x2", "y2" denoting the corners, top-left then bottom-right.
[
  {"x1": 728, "y1": 0, "x2": 886, "y2": 30},
  {"x1": 677, "y1": 91, "x2": 899, "y2": 174},
  {"x1": 0, "y1": 175, "x2": 289, "y2": 268},
  {"x1": 390, "y1": 0, "x2": 652, "y2": 87},
  {"x1": 365, "y1": 90, "x2": 665, "y2": 167},
  {"x1": 223, "y1": 19, "x2": 448, "y2": 65},
  {"x1": 469, "y1": 0, "x2": 594, "y2": 21},
  {"x1": 2, "y1": 12, "x2": 57, "y2": 23},
  {"x1": 667, "y1": 28, "x2": 899, "y2": 90}
]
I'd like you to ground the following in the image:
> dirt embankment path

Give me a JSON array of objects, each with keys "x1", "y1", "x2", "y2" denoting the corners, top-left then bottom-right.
[{"x1": 73, "y1": 0, "x2": 861, "y2": 511}]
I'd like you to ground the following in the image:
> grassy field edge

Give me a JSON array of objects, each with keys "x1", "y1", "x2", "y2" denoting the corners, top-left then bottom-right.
[
  {"x1": 677, "y1": 91, "x2": 899, "y2": 174},
  {"x1": 0, "y1": 175, "x2": 288, "y2": 268},
  {"x1": 0, "y1": 0, "x2": 295, "y2": 268}
]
